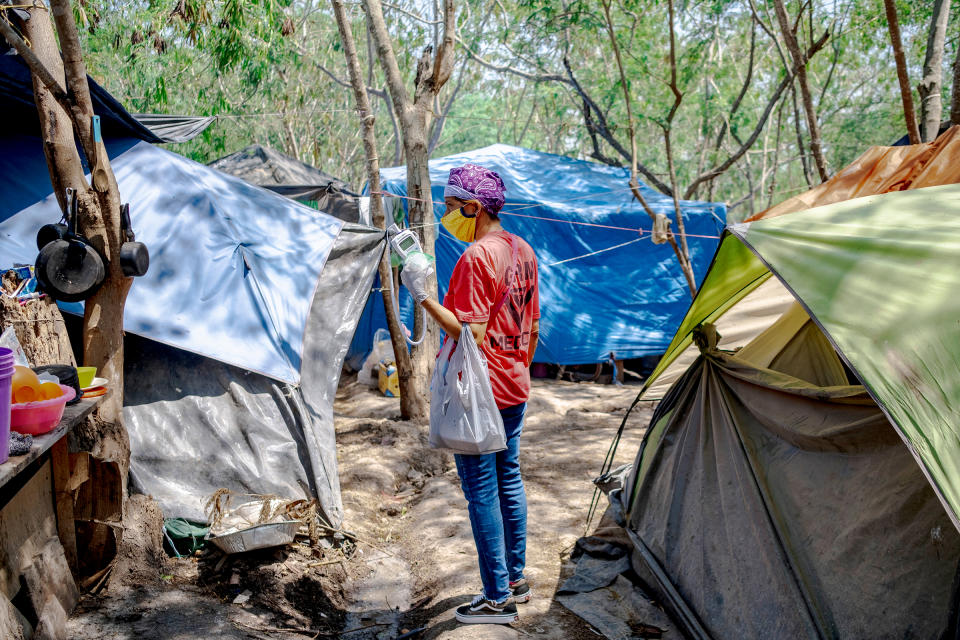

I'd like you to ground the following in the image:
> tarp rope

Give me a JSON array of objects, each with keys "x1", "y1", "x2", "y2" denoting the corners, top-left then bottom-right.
[{"x1": 370, "y1": 190, "x2": 723, "y2": 240}]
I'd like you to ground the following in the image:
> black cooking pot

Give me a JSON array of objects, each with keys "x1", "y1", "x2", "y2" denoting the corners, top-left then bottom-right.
[
  {"x1": 35, "y1": 188, "x2": 108, "y2": 302},
  {"x1": 119, "y1": 203, "x2": 149, "y2": 277},
  {"x1": 36, "y1": 221, "x2": 69, "y2": 250}
]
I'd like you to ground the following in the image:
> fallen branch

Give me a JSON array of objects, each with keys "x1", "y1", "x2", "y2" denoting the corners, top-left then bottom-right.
[
  {"x1": 307, "y1": 558, "x2": 344, "y2": 568},
  {"x1": 232, "y1": 620, "x2": 317, "y2": 637}
]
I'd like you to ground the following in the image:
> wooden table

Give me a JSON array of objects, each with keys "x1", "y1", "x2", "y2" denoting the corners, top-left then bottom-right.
[{"x1": 0, "y1": 398, "x2": 100, "y2": 572}]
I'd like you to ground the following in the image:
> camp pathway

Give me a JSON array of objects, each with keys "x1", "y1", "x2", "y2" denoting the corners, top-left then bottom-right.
[{"x1": 333, "y1": 377, "x2": 653, "y2": 639}]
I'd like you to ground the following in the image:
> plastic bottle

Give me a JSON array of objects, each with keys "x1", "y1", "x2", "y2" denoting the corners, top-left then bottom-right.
[{"x1": 0, "y1": 347, "x2": 15, "y2": 464}]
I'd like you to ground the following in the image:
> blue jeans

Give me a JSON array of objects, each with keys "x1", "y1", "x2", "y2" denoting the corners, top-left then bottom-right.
[{"x1": 454, "y1": 403, "x2": 527, "y2": 603}]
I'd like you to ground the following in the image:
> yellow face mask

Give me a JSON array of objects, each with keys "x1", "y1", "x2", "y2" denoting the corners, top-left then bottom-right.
[{"x1": 441, "y1": 205, "x2": 478, "y2": 243}]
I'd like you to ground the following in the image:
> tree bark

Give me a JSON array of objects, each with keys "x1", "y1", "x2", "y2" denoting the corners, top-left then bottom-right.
[
  {"x1": 918, "y1": 0, "x2": 951, "y2": 141},
  {"x1": 772, "y1": 0, "x2": 829, "y2": 182},
  {"x1": 0, "y1": 298, "x2": 75, "y2": 368},
  {"x1": 790, "y1": 82, "x2": 813, "y2": 188},
  {"x1": 5, "y1": 1, "x2": 133, "y2": 583},
  {"x1": 882, "y1": 0, "x2": 920, "y2": 143},
  {"x1": 46, "y1": 0, "x2": 132, "y2": 470},
  {"x1": 15, "y1": 3, "x2": 87, "y2": 214},
  {"x1": 330, "y1": 0, "x2": 423, "y2": 421},
  {"x1": 952, "y1": 41, "x2": 960, "y2": 126},
  {"x1": 360, "y1": 0, "x2": 455, "y2": 422}
]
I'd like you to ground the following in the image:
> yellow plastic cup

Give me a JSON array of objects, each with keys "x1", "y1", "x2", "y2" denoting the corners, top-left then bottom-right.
[{"x1": 76, "y1": 366, "x2": 97, "y2": 389}]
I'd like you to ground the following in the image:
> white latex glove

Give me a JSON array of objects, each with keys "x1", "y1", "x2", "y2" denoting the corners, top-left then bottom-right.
[{"x1": 400, "y1": 255, "x2": 431, "y2": 304}]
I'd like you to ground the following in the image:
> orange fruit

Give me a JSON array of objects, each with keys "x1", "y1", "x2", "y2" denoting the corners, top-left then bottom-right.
[
  {"x1": 39, "y1": 382, "x2": 62, "y2": 400},
  {"x1": 11, "y1": 366, "x2": 40, "y2": 404}
]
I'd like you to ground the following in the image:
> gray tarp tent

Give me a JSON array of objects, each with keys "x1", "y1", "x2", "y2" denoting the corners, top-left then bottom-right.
[
  {"x1": 0, "y1": 54, "x2": 382, "y2": 526},
  {"x1": 209, "y1": 144, "x2": 366, "y2": 224}
]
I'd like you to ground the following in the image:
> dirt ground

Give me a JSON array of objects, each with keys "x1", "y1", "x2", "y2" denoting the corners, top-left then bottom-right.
[{"x1": 66, "y1": 375, "x2": 653, "y2": 639}]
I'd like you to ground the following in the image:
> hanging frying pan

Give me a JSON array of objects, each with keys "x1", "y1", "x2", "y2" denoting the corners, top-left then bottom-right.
[
  {"x1": 36, "y1": 221, "x2": 69, "y2": 251},
  {"x1": 36, "y1": 191, "x2": 71, "y2": 250},
  {"x1": 35, "y1": 188, "x2": 107, "y2": 302},
  {"x1": 119, "y1": 203, "x2": 149, "y2": 277}
]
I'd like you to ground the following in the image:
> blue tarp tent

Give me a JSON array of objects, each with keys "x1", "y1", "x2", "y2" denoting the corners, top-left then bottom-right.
[
  {"x1": 0, "y1": 55, "x2": 382, "y2": 524},
  {"x1": 349, "y1": 144, "x2": 725, "y2": 367}
]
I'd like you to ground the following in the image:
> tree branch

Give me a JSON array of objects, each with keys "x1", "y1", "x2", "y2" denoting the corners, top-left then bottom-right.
[
  {"x1": 457, "y1": 37, "x2": 569, "y2": 84},
  {"x1": 772, "y1": 0, "x2": 829, "y2": 182},
  {"x1": 662, "y1": 0, "x2": 695, "y2": 297},
  {"x1": 428, "y1": 60, "x2": 467, "y2": 154},
  {"x1": 0, "y1": 16, "x2": 74, "y2": 115},
  {"x1": 361, "y1": 0, "x2": 412, "y2": 117},
  {"x1": 562, "y1": 56, "x2": 674, "y2": 195},
  {"x1": 50, "y1": 0, "x2": 97, "y2": 162},
  {"x1": 313, "y1": 60, "x2": 388, "y2": 99},
  {"x1": 381, "y1": 1, "x2": 443, "y2": 25},
  {"x1": 600, "y1": 0, "x2": 646, "y2": 217},
  {"x1": 429, "y1": 0, "x2": 455, "y2": 94},
  {"x1": 715, "y1": 20, "x2": 756, "y2": 150},
  {"x1": 684, "y1": 29, "x2": 829, "y2": 199}
]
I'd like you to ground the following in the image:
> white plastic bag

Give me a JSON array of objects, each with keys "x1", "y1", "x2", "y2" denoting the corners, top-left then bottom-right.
[
  {"x1": 358, "y1": 328, "x2": 394, "y2": 387},
  {"x1": 0, "y1": 326, "x2": 29, "y2": 367},
  {"x1": 429, "y1": 325, "x2": 506, "y2": 454}
]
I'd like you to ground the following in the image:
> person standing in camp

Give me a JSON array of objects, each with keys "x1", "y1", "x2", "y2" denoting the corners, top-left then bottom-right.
[{"x1": 401, "y1": 164, "x2": 540, "y2": 624}]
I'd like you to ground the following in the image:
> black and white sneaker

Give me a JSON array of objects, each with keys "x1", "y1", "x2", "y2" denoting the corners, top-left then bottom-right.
[
  {"x1": 454, "y1": 593, "x2": 519, "y2": 624},
  {"x1": 509, "y1": 578, "x2": 532, "y2": 604}
]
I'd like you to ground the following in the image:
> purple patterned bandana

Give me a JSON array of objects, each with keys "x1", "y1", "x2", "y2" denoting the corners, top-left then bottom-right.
[{"x1": 444, "y1": 164, "x2": 506, "y2": 214}]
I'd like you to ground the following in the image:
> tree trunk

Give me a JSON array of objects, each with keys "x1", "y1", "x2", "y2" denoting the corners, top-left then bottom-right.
[
  {"x1": 772, "y1": 0, "x2": 829, "y2": 182},
  {"x1": 360, "y1": 0, "x2": 455, "y2": 422},
  {"x1": 952, "y1": 41, "x2": 960, "y2": 126},
  {"x1": 918, "y1": 0, "x2": 951, "y2": 141},
  {"x1": 0, "y1": 297, "x2": 75, "y2": 367},
  {"x1": 882, "y1": 0, "x2": 920, "y2": 143},
  {"x1": 18, "y1": 4, "x2": 87, "y2": 214},
  {"x1": 330, "y1": 0, "x2": 424, "y2": 420},
  {"x1": 46, "y1": 0, "x2": 132, "y2": 473},
  {"x1": 9, "y1": 1, "x2": 133, "y2": 582},
  {"x1": 403, "y1": 125, "x2": 441, "y2": 397}
]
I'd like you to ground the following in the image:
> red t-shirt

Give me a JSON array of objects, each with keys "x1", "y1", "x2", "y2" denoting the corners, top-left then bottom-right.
[{"x1": 443, "y1": 230, "x2": 540, "y2": 409}]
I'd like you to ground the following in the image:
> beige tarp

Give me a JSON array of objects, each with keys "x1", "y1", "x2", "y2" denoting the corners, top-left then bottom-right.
[{"x1": 750, "y1": 125, "x2": 960, "y2": 221}]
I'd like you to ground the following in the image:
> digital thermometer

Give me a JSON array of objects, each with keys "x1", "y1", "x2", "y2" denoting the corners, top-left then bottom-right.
[{"x1": 387, "y1": 224, "x2": 422, "y2": 264}]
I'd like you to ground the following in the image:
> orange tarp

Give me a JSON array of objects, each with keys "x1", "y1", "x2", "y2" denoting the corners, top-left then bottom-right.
[{"x1": 749, "y1": 125, "x2": 960, "y2": 221}]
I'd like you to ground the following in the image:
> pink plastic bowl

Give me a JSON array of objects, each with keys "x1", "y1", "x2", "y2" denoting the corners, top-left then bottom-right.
[{"x1": 10, "y1": 384, "x2": 76, "y2": 435}]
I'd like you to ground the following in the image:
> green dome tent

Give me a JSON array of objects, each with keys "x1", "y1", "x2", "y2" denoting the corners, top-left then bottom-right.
[{"x1": 609, "y1": 183, "x2": 960, "y2": 638}]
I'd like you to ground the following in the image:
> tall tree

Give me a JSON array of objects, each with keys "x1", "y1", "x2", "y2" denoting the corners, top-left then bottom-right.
[
  {"x1": 330, "y1": 0, "x2": 420, "y2": 420},
  {"x1": 883, "y1": 0, "x2": 921, "y2": 144},
  {"x1": 1, "y1": 0, "x2": 132, "y2": 572},
  {"x1": 918, "y1": 0, "x2": 951, "y2": 141},
  {"x1": 360, "y1": 0, "x2": 456, "y2": 420}
]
